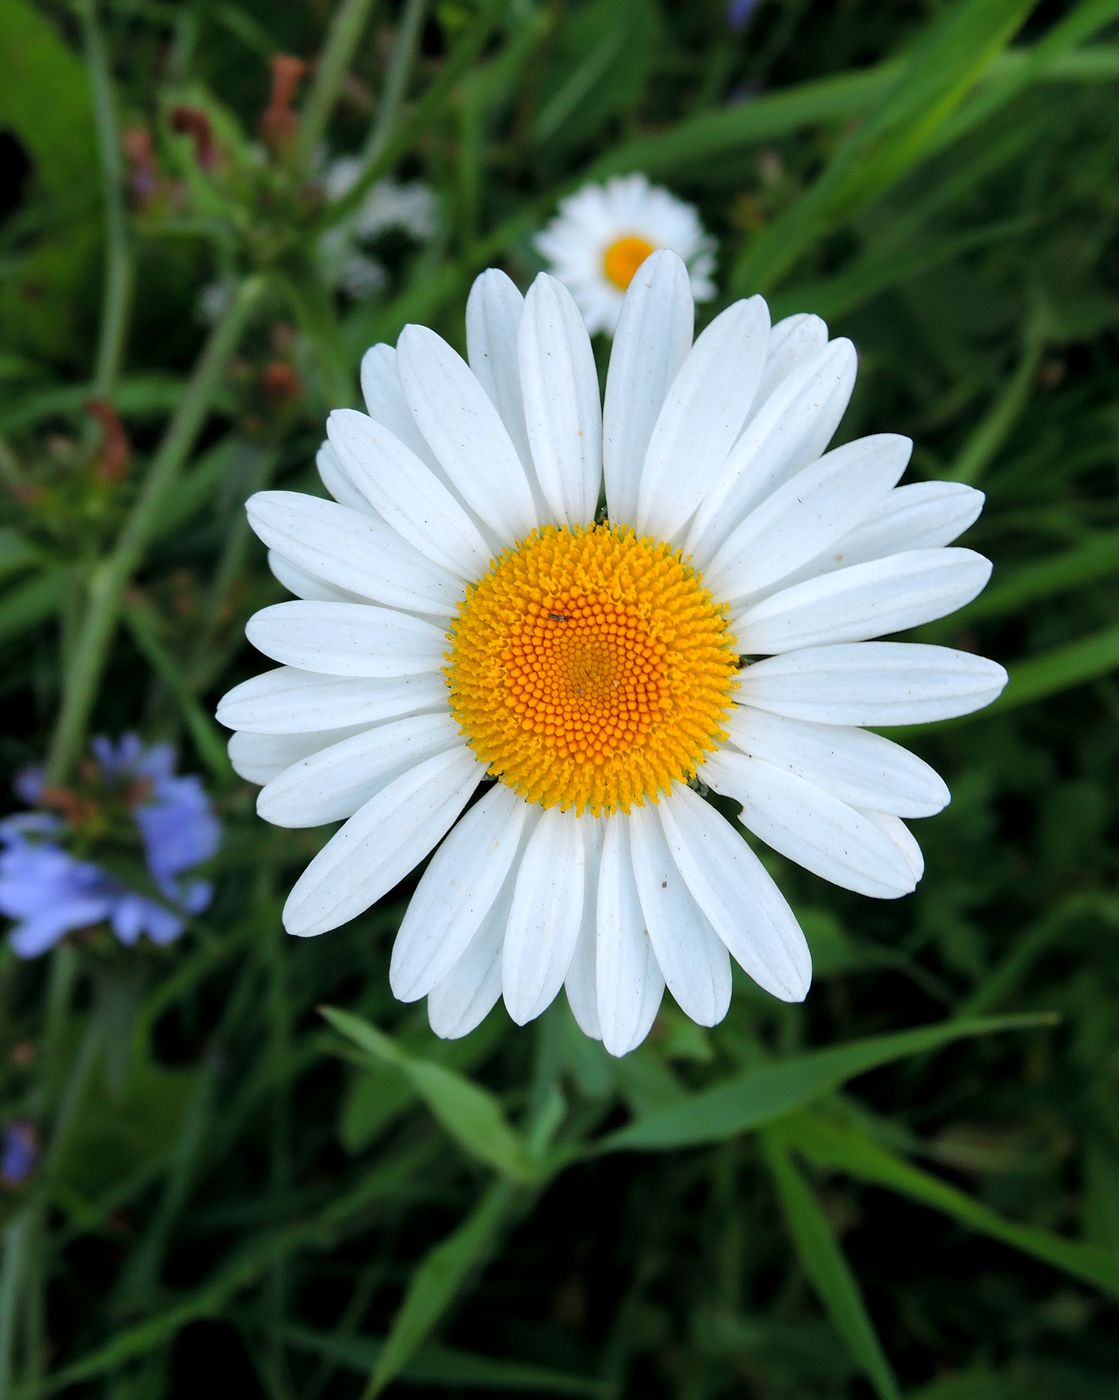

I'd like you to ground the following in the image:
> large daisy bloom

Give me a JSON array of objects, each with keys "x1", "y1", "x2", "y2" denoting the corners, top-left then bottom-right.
[
  {"x1": 216, "y1": 252, "x2": 1007, "y2": 1056},
  {"x1": 534, "y1": 174, "x2": 715, "y2": 335}
]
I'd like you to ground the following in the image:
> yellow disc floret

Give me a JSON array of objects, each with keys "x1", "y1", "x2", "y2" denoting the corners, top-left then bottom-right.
[
  {"x1": 445, "y1": 524, "x2": 738, "y2": 816},
  {"x1": 602, "y1": 234, "x2": 657, "y2": 291}
]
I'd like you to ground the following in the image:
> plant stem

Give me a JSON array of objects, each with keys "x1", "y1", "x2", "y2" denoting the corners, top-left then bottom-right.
[
  {"x1": 46, "y1": 276, "x2": 265, "y2": 784},
  {"x1": 314, "y1": 0, "x2": 509, "y2": 238},
  {"x1": 79, "y1": 0, "x2": 134, "y2": 402},
  {"x1": 296, "y1": 0, "x2": 381, "y2": 166},
  {"x1": 362, "y1": 0, "x2": 427, "y2": 163}
]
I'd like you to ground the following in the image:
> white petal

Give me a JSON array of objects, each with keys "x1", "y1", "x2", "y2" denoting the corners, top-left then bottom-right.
[
  {"x1": 738, "y1": 643, "x2": 1008, "y2": 725},
  {"x1": 702, "y1": 751, "x2": 918, "y2": 899},
  {"x1": 502, "y1": 808, "x2": 586, "y2": 1025},
  {"x1": 466, "y1": 269, "x2": 532, "y2": 468},
  {"x1": 603, "y1": 250, "x2": 693, "y2": 528},
  {"x1": 757, "y1": 313, "x2": 829, "y2": 401},
  {"x1": 657, "y1": 785, "x2": 811, "y2": 1001},
  {"x1": 704, "y1": 434, "x2": 910, "y2": 603},
  {"x1": 864, "y1": 811, "x2": 925, "y2": 883},
  {"x1": 564, "y1": 820, "x2": 604, "y2": 1040},
  {"x1": 283, "y1": 746, "x2": 482, "y2": 936},
  {"x1": 735, "y1": 548, "x2": 992, "y2": 653},
  {"x1": 316, "y1": 441, "x2": 376, "y2": 516},
  {"x1": 245, "y1": 601, "x2": 447, "y2": 678},
  {"x1": 359, "y1": 342, "x2": 441, "y2": 468},
  {"x1": 596, "y1": 814, "x2": 664, "y2": 1057},
  {"x1": 397, "y1": 324, "x2": 538, "y2": 546},
  {"x1": 686, "y1": 339, "x2": 857, "y2": 562},
  {"x1": 257, "y1": 712, "x2": 463, "y2": 827},
  {"x1": 427, "y1": 899, "x2": 506, "y2": 1040},
  {"x1": 725, "y1": 707, "x2": 949, "y2": 817},
  {"x1": 390, "y1": 784, "x2": 530, "y2": 1001},
  {"x1": 268, "y1": 550, "x2": 357, "y2": 604},
  {"x1": 518, "y1": 274, "x2": 603, "y2": 526},
  {"x1": 626, "y1": 803, "x2": 731, "y2": 1026},
  {"x1": 217, "y1": 667, "x2": 446, "y2": 735},
  {"x1": 247, "y1": 491, "x2": 461, "y2": 616},
  {"x1": 636, "y1": 295, "x2": 770, "y2": 540},
  {"x1": 327, "y1": 410, "x2": 492, "y2": 579},
  {"x1": 228, "y1": 727, "x2": 366, "y2": 786}
]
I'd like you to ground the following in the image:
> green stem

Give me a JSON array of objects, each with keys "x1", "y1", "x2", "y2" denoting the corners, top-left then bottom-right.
[
  {"x1": 46, "y1": 276, "x2": 265, "y2": 784},
  {"x1": 362, "y1": 0, "x2": 428, "y2": 163},
  {"x1": 79, "y1": 0, "x2": 134, "y2": 401},
  {"x1": 274, "y1": 269, "x2": 353, "y2": 408},
  {"x1": 314, "y1": 0, "x2": 509, "y2": 237},
  {"x1": 296, "y1": 0, "x2": 381, "y2": 166}
]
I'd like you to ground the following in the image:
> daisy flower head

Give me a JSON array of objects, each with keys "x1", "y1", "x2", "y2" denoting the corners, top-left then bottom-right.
[
  {"x1": 217, "y1": 252, "x2": 1007, "y2": 1056},
  {"x1": 534, "y1": 174, "x2": 715, "y2": 335}
]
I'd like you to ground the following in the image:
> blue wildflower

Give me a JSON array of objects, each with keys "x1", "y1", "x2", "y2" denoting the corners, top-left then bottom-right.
[
  {"x1": 0, "y1": 737, "x2": 220, "y2": 958},
  {"x1": 2, "y1": 1120, "x2": 39, "y2": 1186}
]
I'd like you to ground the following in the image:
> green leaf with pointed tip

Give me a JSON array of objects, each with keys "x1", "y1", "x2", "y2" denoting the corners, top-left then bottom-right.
[
  {"x1": 597, "y1": 1013, "x2": 1055, "y2": 1153},
  {"x1": 321, "y1": 1007, "x2": 535, "y2": 1181}
]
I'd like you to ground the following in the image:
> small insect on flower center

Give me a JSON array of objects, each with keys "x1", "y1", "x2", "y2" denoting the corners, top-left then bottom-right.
[
  {"x1": 601, "y1": 234, "x2": 658, "y2": 291},
  {"x1": 445, "y1": 524, "x2": 739, "y2": 815}
]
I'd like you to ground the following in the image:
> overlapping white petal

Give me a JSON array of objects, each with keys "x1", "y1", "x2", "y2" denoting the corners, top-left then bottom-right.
[
  {"x1": 596, "y1": 815, "x2": 665, "y2": 1057},
  {"x1": 466, "y1": 269, "x2": 532, "y2": 468},
  {"x1": 217, "y1": 668, "x2": 446, "y2": 734}
]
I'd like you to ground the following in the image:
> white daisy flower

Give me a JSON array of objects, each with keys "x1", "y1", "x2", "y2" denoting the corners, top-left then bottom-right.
[
  {"x1": 535, "y1": 174, "x2": 716, "y2": 335},
  {"x1": 217, "y1": 252, "x2": 1007, "y2": 1056}
]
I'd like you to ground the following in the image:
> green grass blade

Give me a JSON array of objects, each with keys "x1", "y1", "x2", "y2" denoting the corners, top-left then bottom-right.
[
  {"x1": 789, "y1": 1112, "x2": 1119, "y2": 1300},
  {"x1": 363, "y1": 1184, "x2": 512, "y2": 1399},
  {"x1": 761, "y1": 1132, "x2": 900, "y2": 1400}
]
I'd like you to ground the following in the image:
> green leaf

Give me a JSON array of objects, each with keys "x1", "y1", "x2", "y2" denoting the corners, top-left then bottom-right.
[
  {"x1": 990, "y1": 623, "x2": 1119, "y2": 712},
  {"x1": 597, "y1": 1014, "x2": 1055, "y2": 1153},
  {"x1": 321, "y1": 1007, "x2": 535, "y2": 1181},
  {"x1": 788, "y1": 1112, "x2": 1119, "y2": 1301},
  {"x1": 364, "y1": 1184, "x2": 512, "y2": 1398},
  {"x1": 761, "y1": 1132, "x2": 900, "y2": 1400}
]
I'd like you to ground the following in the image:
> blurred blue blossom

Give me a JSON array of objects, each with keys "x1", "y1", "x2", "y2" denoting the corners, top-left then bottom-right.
[
  {"x1": 727, "y1": 0, "x2": 761, "y2": 32},
  {"x1": 0, "y1": 737, "x2": 220, "y2": 958},
  {"x1": 2, "y1": 1120, "x2": 39, "y2": 1186}
]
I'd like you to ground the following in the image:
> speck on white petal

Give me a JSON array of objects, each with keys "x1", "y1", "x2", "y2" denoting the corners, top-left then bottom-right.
[
  {"x1": 390, "y1": 784, "x2": 531, "y2": 1003},
  {"x1": 702, "y1": 749, "x2": 919, "y2": 899},
  {"x1": 216, "y1": 667, "x2": 447, "y2": 736},
  {"x1": 626, "y1": 803, "x2": 731, "y2": 1027},
  {"x1": 283, "y1": 745, "x2": 482, "y2": 937}
]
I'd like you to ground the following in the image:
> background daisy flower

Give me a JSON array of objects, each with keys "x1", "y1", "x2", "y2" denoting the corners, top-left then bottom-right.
[
  {"x1": 534, "y1": 174, "x2": 716, "y2": 334},
  {"x1": 217, "y1": 251, "x2": 1006, "y2": 1056}
]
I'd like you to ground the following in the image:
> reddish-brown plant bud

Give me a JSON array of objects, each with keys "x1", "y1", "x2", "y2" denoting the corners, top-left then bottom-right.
[
  {"x1": 169, "y1": 105, "x2": 222, "y2": 172},
  {"x1": 259, "y1": 54, "x2": 308, "y2": 154},
  {"x1": 86, "y1": 399, "x2": 132, "y2": 484}
]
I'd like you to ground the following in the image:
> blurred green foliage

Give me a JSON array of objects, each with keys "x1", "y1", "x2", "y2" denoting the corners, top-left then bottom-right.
[{"x1": 1, "y1": 0, "x2": 1118, "y2": 1395}]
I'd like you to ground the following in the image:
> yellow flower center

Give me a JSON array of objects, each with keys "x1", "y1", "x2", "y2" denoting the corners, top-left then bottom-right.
[
  {"x1": 602, "y1": 234, "x2": 658, "y2": 291},
  {"x1": 445, "y1": 524, "x2": 738, "y2": 816}
]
